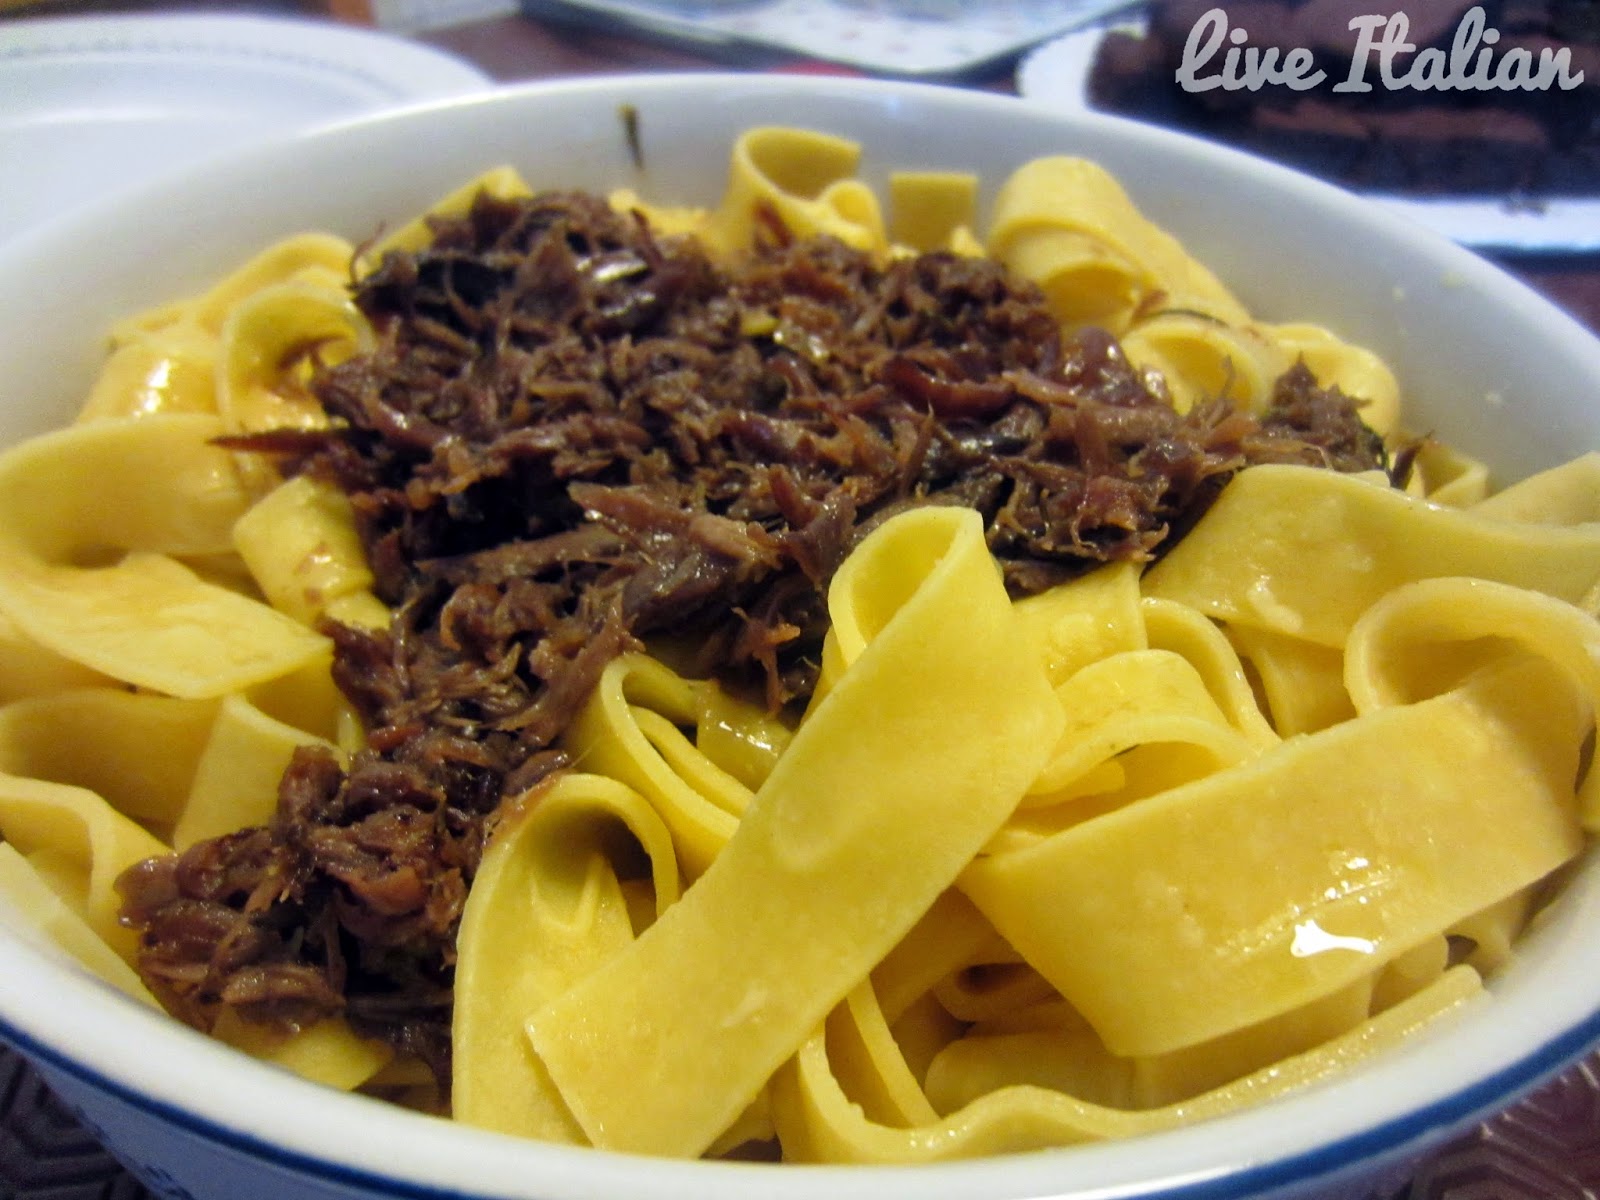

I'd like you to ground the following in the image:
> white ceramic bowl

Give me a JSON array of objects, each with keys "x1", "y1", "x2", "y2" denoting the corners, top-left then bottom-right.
[{"x1": 1, "y1": 74, "x2": 1598, "y2": 1200}]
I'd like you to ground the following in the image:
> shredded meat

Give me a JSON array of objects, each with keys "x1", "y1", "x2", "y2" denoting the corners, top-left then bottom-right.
[{"x1": 118, "y1": 188, "x2": 1386, "y2": 1086}]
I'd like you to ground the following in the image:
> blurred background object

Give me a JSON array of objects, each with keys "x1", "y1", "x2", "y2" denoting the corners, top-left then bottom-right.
[{"x1": 0, "y1": 10, "x2": 490, "y2": 242}]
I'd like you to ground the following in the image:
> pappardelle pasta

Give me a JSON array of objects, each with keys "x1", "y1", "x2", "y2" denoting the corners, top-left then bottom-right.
[{"x1": 1, "y1": 126, "x2": 1597, "y2": 1164}]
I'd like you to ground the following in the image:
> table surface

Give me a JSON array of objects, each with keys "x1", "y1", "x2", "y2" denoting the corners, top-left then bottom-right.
[{"x1": 1, "y1": 3, "x2": 1599, "y2": 1198}]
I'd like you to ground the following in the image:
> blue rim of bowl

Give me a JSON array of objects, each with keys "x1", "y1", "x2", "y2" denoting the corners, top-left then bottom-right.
[{"x1": 3, "y1": 999, "x2": 1600, "y2": 1200}]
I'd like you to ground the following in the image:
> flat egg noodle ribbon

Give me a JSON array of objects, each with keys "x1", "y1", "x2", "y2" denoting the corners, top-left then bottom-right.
[
  {"x1": 1140, "y1": 596, "x2": 1280, "y2": 750},
  {"x1": 0, "y1": 609, "x2": 110, "y2": 704},
  {"x1": 208, "y1": 1009, "x2": 393, "y2": 1092},
  {"x1": 173, "y1": 690, "x2": 339, "y2": 851},
  {"x1": 1025, "y1": 649, "x2": 1257, "y2": 804},
  {"x1": 75, "y1": 318, "x2": 218, "y2": 425},
  {"x1": 0, "y1": 770, "x2": 169, "y2": 964},
  {"x1": 361, "y1": 166, "x2": 534, "y2": 268},
  {"x1": 1471, "y1": 450, "x2": 1600, "y2": 525},
  {"x1": 0, "y1": 689, "x2": 217, "y2": 831},
  {"x1": 886, "y1": 171, "x2": 978, "y2": 255},
  {"x1": 924, "y1": 977, "x2": 1374, "y2": 1114},
  {"x1": 529, "y1": 506, "x2": 1064, "y2": 1158},
  {"x1": 769, "y1": 965, "x2": 1480, "y2": 1163},
  {"x1": 104, "y1": 232, "x2": 353, "y2": 346},
  {"x1": 562, "y1": 654, "x2": 742, "y2": 878},
  {"x1": 1010, "y1": 559, "x2": 1146, "y2": 689},
  {"x1": 78, "y1": 233, "x2": 356, "y2": 425},
  {"x1": 232, "y1": 474, "x2": 389, "y2": 630},
  {"x1": 1119, "y1": 312, "x2": 1290, "y2": 414},
  {"x1": 708, "y1": 127, "x2": 887, "y2": 256},
  {"x1": 1343, "y1": 575, "x2": 1600, "y2": 827},
  {"x1": 960, "y1": 655, "x2": 1586, "y2": 1057},
  {"x1": 986, "y1": 156, "x2": 1248, "y2": 332},
  {"x1": 216, "y1": 280, "x2": 371, "y2": 440},
  {"x1": 0, "y1": 414, "x2": 328, "y2": 697},
  {"x1": 1226, "y1": 623, "x2": 1355, "y2": 737},
  {"x1": 1143, "y1": 462, "x2": 1600, "y2": 647},
  {"x1": 0, "y1": 841, "x2": 158, "y2": 1005},
  {"x1": 1407, "y1": 440, "x2": 1491, "y2": 507},
  {"x1": 0, "y1": 693, "x2": 380, "y2": 1087},
  {"x1": 453, "y1": 772, "x2": 679, "y2": 1142}
]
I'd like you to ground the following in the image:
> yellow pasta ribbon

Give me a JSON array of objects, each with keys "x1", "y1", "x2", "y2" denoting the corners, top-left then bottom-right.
[
  {"x1": 211, "y1": 1011, "x2": 394, "y2": 1092},
  {"x1": 0, "y1": 689, "x2": 217, "y2": 833},
  {"x1": 361, "y1": 166, "x2": 533, "y2": 268},
  {"x1": 708, "y1": 127, "x2": 887, "y2": 256},
  {"x1": 0, "y1": 609, "x2": 110, "y2": 703},
  {"x1": 1343, "y1": 575, "x2": 1600, "y2": 825},
  {"x1": 1120, "y1": 312, "x2": 1289, "y2": 413},
  {"x1": 770, "y1": 965, "x2": 1479, "y2": 1163},
  {"x1": 217, "y1": 281, "x2": 370, "y2": 441},
  {"x1": 961, "y1": 656, "x2": 1584, "y2": 1056},
  {"x1": 0, "y1": 414, "x2": 329, "y2": 697},
  {"x1": 0, "y1": 842, "x2": 159, "y2": 1005},
  {"x1": 454, "y1": 773, "x2": 679, "y2": 1142},
  {"x1": 173, "y1": 693, "x2": 335, "y2": 851},
  {"x1": 529, "y1": 507, "x2": 1063, "y2": 1157},
  {"x1": 987, "y1": 156, "x2": 1248, "y2": 333},
  {"x1": 562, "y1": 654, "x2": 745, "y2": 878},
  {"x1": 1265, "y1": 322, "x2": 1402, "y2": 438},
  {"x1": 76, "y1": 319, "x2": 219, "y2": 424},
  {"x1": 0, "y1": 771, "x2": 170, "y2": 964},
  {"x1": 1144, "y1": 464, "x2": 1600, "y2": 646},
  {"x1": 887, "y1": 170, "x2": 978, "y2": 255},
  {"x1": 232, "y1": 474, "x2": 387, "y2": 629}
]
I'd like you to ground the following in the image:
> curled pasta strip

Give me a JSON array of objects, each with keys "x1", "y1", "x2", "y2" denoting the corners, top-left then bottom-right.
[
  {"x1": 0, "y1": 610, "x2": 109, "y2": 704},
  {"x1": 1343, "y1": 575, "x2": 1600, "y2": 825},
  {"x1": 1226, "y1": 623, "x2": 1354, "y2": 737},
  {"x1": 0, "y1": 842, "x2": 158, "y2": 1005},
  {"x1": 75, "y1": 318, "x2": 218, "y2": 425},
  {"x1": 769, "y1": 965, "x2": 1479, "y2": 1164},
  {"x1": 1120, "y1": 312, "x2": 1290, "y2": 414},
  {"x1": 1145, "y1": 463, "x2": 1600, "y2": 646},
  {"x1": 886, "y1": 171, "x2": 979, "y2": 255},
  {"x1": 986, "y1": 156, "x2": 1248, "y2": 333},
  {"x1": 0, "y1": 772, "x2": 170, "y2": 964},
  {"x1": 1021, "y1": 649, "x2": 1257, "y2": 818},
  {"x1": 362, "y1": 166, "x2": 534, "y2": 268},
  {"x1": 0, "y1": 414, "x2": 328, "y2": 697},
  {"x1": 217, "y1": 281, "x2": 372, "y2": 440},
  {"x1": 232, "y1": 474, "x2": 389, "y2": 630},
  {"x1": 709, "y1": 127, "x2": 887, "y2": 256},
  {"x1": 529, "y1": 507, "x2": 1063, "y2": 1158},
  {"x1": 1011, "y1": 560, "x2": 1146, "y2": 688},
  {"x1": 961, "y1": 656, "x2": 1585, "y2": 1058},
  {"x1": 453, "y1": 772, "x2": 679, "y2": 1141},
  {"x1": 562, "y1": 654, "x2": 745, "y2": 877},
  {"x1": 174, "y1": 691, "x2": 337, "y2": 851},
  {"x1": 0, "y1": 689, "x2": 217, "y2": 834}
]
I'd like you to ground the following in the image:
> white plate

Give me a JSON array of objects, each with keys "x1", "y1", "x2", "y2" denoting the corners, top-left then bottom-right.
[
  {"x1": 0, "y1": 12, "x2": 492, "y2": 243},
  {"x1": 1017, "y1": 25, "x2": 1600, "y2": 254}
]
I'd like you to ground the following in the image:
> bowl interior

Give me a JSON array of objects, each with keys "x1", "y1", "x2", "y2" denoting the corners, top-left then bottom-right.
[{"x1": 0, "y1": 73, "x2": 1598, "y2": 1200}]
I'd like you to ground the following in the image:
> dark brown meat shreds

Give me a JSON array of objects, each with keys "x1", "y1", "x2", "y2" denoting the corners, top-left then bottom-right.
[{"x1": 118, "y1": 188, "x2": 1387, "y2": 1084}]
